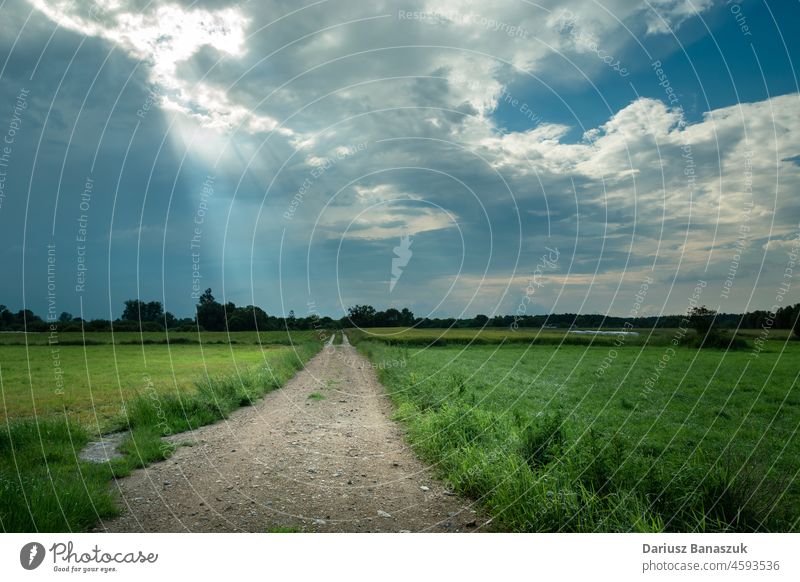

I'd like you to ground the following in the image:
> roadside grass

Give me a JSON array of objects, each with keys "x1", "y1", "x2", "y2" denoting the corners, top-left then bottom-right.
[
  {"x1": 0, "y1": 341, "x2": 320, "y2": 532},
  {"x1": 308, "y1": 392, "x2": 326, "y2": 400},
  {"x1": 0, "y1": 418, "x2": 119, "y2": 532},
  {"x1": 356, "y1": 340, "x2": 800, "y2": 532}
]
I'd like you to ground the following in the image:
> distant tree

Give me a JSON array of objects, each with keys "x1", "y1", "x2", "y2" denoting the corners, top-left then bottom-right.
[
  {"x1": 122, "y1": 300, "x2": 164, "y2": 323},
  {"x1": 58, "y1": 312, "x2": 73, "y2": 323},
  {"x1": 122, "y1": 299, "x2": 143, "y2": 321},
  {"x1": 16, "y1": 309, "x2": 43, "y2": 328},
  {"x1": 687, "y1": 305, "x2": 733, "y2": 348},
  {"x1": 474, "y1": 314, "x2": 489, "y2": 327},
  {"x1": 346, "y1": 304, "x2": 376, "y2": 327},
  {"x1": 775, "y1": 305, "x2": 793, "y2": 329},
  {"x1": 196, "y1": 289, "x2": 226, "y2": 331},
  {"x1": 381, "y1": 308, "x2": 401, "y2": 326},
  {"x1": 226, "y1": 310, "x2": 251, "y2": 331},
  {"x1": 249, "y1": 306, "x2": 269, "y2": 331},
  {"x1": 86, "y1": 319, "x2": 112, "y2": 332},
  {"x1": 791, "y1": 304, "x2": 800, "y2": 339},
  {"x1": 688, "y1": 305, "x2": 717, "y2": 336},
  {"x1": 0, "y1": 305, "x2": 12, "y2": 329},
  {"x1": 164, "y1": 312, "x2": 178, "y2": 328},
  {"x1": 198, "y1": 288, "x2": 216, "y2": 306},
  {"x1": 490, "y1": 315, "x2": 511, "y2": 327},
  {"x1": 144, "y1": 301, "x2": 163, "y2": 322}
]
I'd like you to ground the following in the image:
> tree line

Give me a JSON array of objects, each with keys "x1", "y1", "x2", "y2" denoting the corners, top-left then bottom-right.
[
  {"x1": 447, "y1": 307, "x2": 800, "y2": 332},
  {"x1": 0, "y1": 291, "x2": 798, "y2": 336}
]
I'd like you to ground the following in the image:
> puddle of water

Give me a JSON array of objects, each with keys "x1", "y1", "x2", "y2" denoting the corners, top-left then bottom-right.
[{"x1": 79, "y1": 432, "x2": 128, "y2": 463}]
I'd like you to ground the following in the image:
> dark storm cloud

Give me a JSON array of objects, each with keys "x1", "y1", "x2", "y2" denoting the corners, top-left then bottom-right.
[{"x1": 1, "y1": 0, "x2": 797, "y2": 320}]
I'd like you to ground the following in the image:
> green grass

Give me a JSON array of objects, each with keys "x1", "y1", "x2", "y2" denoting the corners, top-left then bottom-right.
[
  {"x1": 0, "y1": 329, "x2": 320, "y2": 346},
  {"x1": 346, "y1": 326, "x2": 786, "y2": 348},
  {"x1": 0, "y1": 335, "x2": 320, "y2": 433},
  {"x1": 0, "y1": 337, "x2": 321, "y2": 532},
  {"x1": 121, "y1": 344, "x2": 319, "y2": 437},
  {"x1": 0, "y1": 418, "x2": 119, "y2": 532},
  {"x1": 356, "y1": 338, "x2": 800, "y2": 532},
  {"x1": 308, "y1": 392, "x2": 325, "y2": 401}
]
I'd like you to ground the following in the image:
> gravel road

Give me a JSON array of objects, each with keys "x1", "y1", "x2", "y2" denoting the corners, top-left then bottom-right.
[{"x1": 98, "y1": 335, "x2": 484, "y2": 532}]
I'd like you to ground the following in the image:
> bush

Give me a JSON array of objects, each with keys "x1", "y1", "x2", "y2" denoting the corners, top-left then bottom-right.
[{"x1": 680, "y1": 331, "x2": 748, "y2": 350}]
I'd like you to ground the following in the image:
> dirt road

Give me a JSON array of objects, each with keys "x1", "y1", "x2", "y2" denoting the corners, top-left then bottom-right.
[{"x1": 99, "y1": 334, "x2": 483, "y2": 532}]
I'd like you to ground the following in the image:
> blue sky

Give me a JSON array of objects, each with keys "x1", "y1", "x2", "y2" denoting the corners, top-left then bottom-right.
[{"x1": 0, "y1": 0, "x2": 798, "y2": 321}]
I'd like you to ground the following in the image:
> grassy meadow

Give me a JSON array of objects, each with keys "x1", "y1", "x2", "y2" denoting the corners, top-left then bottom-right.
[
  {"x1": 0, "y1": 343, "x2": 303, "y2": 433},
  {"x1": 2, "y1": 323, "x2": 797, "y2": 533},
  {"x1": 347, "y1": 325, "x2": 794, "y2": 347},
  {"x1": 0, "y1": 329, "x2": 320, "y2": 346},
  {"x1": 0, "y1": 329, "x2": 322, "y2": 433},
  {"x1": 352, "y1": 328, "x2": 799, "y2": 532},
  {"x1": 0, "y1": 330, "x2": 323, "y2": 532}
]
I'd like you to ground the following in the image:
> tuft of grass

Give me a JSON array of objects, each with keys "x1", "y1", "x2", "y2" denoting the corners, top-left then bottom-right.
[
  {"x1": 694, "y1": 454, "x2": 793, "y2": 532},
  {"x1": 308, "y1": 392, "x2": 325, "y2": 401},
  {"x1": 519, "y1": 412, "x2": 565, "y2": 470},
  {"x1": 266, "y1": 525, "x2": 299, "y2": 533},
  {"x1": 117, "y1": 428, "x2": 175, "y2": 469}
]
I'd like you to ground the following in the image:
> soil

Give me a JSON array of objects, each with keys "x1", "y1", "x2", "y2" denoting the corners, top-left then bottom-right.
[{"x1": 97, "y1": 334, "x2": 485, "y2": 532}]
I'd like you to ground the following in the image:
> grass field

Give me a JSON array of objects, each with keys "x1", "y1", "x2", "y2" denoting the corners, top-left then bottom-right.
[
  {"x1": 0, "y1": 331, "x2": 323, "y2": 532},
  {"x1": 0, "y1": 329, "x2": 320, "y2": 345},
  {"x1": 353, "y1": 330, "x2": 800, "y2": 532},
  {"x1": 346, "y1": 326, "x2": 793, "y2": 348},
  {"x1": 3, "y1": 324, "x2": 796, "y2": 532},
  {"x1": 0, "y1": 343, "x2": 305, "y2": 433}
]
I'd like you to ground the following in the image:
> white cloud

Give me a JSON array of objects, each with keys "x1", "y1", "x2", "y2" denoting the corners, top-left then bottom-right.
[
  {"x1": 27, "y1": 0, "x2": 292, "y2": 136},
  {"x1": 28, "y1": 0, "x2": 718, "y2": 140},
  {"x1": 639, "y1": 0, "x2": 715, "y2": 35}
]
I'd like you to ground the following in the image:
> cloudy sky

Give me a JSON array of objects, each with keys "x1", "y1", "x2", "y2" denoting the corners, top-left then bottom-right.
[{"x1": 1, "y1": 0, "x2": 798, "y2": 321}]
